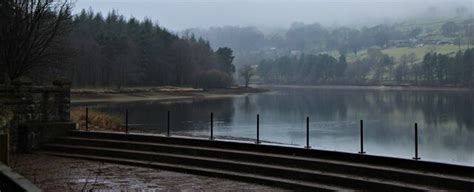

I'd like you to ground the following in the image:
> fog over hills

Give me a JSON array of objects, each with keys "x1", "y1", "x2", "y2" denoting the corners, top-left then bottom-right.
[{"x1": 75, "y1": 0, "x2": 472, "y2": 31}]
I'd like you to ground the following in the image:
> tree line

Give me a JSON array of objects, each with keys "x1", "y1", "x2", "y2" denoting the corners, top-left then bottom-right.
[
  {"x1": 393, "y1": 49, "x2": 474, "y2": 86},
  {"x1": 68, "y1": 10, "x2": 235, "y2": 88},
  {"x1": 258, "y1": 54, "x2": 347, "y2": 84},
  {"x1": 257, "y1": 49, "x2": 474, "y2": 87},
  {"x1": 1, "y1": 1, "x2": 236, "y2": 89}
]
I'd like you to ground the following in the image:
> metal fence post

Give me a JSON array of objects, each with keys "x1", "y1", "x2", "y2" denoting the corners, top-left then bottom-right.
[
  {"x1": 210, "y1": 112, "x2": 214, "y2": 140},
  {"x1": 256, "y1": 114, "x2": 260, "y2": 144},
  {"x1": 305, "y1": 116, "x2": 311, "y2": 149},
  {"x1": 413, "y1": 123, "x2": 420, "y2": 160},
  {"x1": 358, "y1": 120, "x2": 365, "y2": 154},
  {"x1": 85, "y1": 108, "x2": 89, "y2": 131},
  {"x1": 125, "y1": 109, "x2": 129, "y2": 134},
  {"x1": 167, "y1": 111, "x2": 170, "y2": 137}
]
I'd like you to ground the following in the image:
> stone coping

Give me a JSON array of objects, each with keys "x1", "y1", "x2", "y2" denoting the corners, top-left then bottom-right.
[{"x1": 0, "y1": 163, "x2": 41, "y2": 192}]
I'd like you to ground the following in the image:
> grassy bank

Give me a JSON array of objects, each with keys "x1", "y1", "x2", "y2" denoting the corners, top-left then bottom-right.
[
  {"x1": 71, "y1": 86, "x2": 268, "y2": 104},
  {"x1": 70, "y1": 107, "x2": 123, "y2": 132}
]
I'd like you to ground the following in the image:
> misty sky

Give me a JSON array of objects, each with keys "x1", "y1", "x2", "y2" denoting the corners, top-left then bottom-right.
[{"x1": 74, "y1": 0, "x2": 473, "y2": 31}]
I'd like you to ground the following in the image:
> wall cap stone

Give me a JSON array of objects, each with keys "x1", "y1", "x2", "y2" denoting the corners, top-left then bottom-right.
[{"x1": 0, "y1": 163, "x2": 42, "y2": 191}]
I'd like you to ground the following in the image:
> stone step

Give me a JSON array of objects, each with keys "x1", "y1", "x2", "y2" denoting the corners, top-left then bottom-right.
[
  {"x1": 53, "y1": 136, "x2": 474, "y2": 189},
  {"x1": 67, "y1": 131, "x2": 474, "y2": 180},
  {"x1": 41, "y1": 143, "x2": 434, "y2": 191},
  {"x1": 39, "y1": 151, "x2": 349, "y2": 191}
]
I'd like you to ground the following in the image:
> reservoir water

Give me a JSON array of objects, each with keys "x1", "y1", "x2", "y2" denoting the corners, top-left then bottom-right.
[{"x1": 79, "y1": 86, "x2": 474, "y2": 166}]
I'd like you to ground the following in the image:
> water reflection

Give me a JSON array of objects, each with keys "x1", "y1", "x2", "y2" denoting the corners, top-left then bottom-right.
[
  {"x1": 78, "y1": 87, "x2": 474, "y2": 166},
  {"x1": 87, "y1": 99, "x2": 235, "y2": 134}
]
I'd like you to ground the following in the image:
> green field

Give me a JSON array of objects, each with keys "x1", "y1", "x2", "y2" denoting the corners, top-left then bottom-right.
[
  {"x1": 318, "y1": 15, "x2": 472, "y2": 65},
  {"x1": 345, "y1": 44, "x2": 469, "y2": 64},
  {"x1": 382, "y1": 45, "x2": 467, "y2": 62}
]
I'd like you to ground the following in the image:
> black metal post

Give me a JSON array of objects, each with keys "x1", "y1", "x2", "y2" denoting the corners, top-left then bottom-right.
[
  {"x1": 413, "y1": 123, "x2": 420, "y2": 160},
  {"x1": 358, "y1": 120, "x2": 365, "y2": 154},
  {"x1": 210, "y1": 112, "x2": 214, "y2": 140},
  {"x1": 256, "y1": 114, "x2": 260, "y2": 144},
  {"x1": 85, "y1": 108, "x2": 89, "y2": 131},
  {"x1": 305, "y1": 116, "x2": 310, "y2": 149},
  {"x1": 125, "y1": 109, "x2": 129, "y2": 134},
  {"x1": 167, "y1": 111, "x2": 170, "y2": 137}
]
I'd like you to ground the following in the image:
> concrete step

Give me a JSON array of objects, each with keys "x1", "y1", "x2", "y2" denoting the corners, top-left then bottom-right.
[
  {"x1": 38, "y1": 151, "x2": 347, "y2": 191},
  {"x1": 67, "y1": 131, "x2": 474, "y2": 180},
  {"x1": 52, "y1": 136, "x2": 474, "y2": 189},
  {"x1": 41, "y1": 143, "x2": 435, "y2": 191}
]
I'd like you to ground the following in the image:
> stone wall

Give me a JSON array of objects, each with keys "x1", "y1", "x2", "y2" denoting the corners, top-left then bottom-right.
[
  {"x1": 0, "y1": 163, "x2": 41, "y2": 192},
  {"x1": 0, "y1": 78, "x2": 74, "y2": 152}
]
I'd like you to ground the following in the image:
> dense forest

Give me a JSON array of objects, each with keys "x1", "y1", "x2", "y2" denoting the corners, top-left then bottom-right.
[
  {"x1": 1, "y1": 4, "x2": 236, "y2": 88},
  {"x1": 258, "y1": 49, "x2": 474, "y2": 86},
  {"x1": 68, "y1": 10, "x2": 235, "y2": 88}
]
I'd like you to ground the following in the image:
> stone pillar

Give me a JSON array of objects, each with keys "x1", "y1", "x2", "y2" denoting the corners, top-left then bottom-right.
[
  {"x1": 3, "y1": 77, "x2": 73, "y2": 152},
  {"x1": 10, "y1": 77, "x2": 33, "y2": 152},
  {"x1": 11, "y1": 77, "x2": 34, "y2": 122},
  {"x1": 53, "y1": 78, "x2": 71, "y2": 122}
]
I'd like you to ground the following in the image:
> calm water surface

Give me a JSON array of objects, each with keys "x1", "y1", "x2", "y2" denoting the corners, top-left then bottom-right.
[{"x1": 79, "y1": 87, "x2": 474, "y2": 166}]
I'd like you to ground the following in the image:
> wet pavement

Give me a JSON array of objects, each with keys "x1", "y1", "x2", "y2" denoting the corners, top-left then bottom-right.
[{"x1": 11, "y1": 153, "x2": 288, "y2": 191}]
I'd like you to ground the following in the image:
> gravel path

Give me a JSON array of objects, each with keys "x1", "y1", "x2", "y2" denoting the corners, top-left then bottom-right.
[{"x1": 11, "y1": 153, "x2": 288, "y2": 192}]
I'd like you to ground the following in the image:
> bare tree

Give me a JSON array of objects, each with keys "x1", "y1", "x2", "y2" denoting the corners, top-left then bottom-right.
[
  {"x1": 239, "y1": 64, "x2": 255, "y2": 88},
  {"x1": 0, "y1": 0, "x2": 72, "y2": 83}
]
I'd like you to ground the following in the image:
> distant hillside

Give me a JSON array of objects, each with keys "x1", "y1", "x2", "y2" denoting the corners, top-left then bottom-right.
[{"x1": 184, "y1": 16, "x2": 474, "y2": 68}]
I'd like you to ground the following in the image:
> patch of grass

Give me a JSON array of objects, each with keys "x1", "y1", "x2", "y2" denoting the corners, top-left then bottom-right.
[
  {"x1": 381, "y1": 44, "x2": 467, "y2": 62},
  {"x1": 70, "y1": 107, "x2": 123, "y2": 132},
  {"x1": 344, "y1": 44, "x2": 468, "y2": 64}
]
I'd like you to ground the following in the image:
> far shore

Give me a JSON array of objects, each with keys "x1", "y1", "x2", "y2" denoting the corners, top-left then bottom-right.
[
  {"x1": 71, "y1": 86, "x2": 268, "y2": 104},
  {"x1": 72, "y1": 84, "x2": 472, "y2": 104},
  {"x1": 258, "y1": 84, "x2": 474, "y2": 92}
]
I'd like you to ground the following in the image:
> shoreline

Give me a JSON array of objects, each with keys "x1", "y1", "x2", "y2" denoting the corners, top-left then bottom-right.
[
  {"x1": 72, "y1": 86, "x2": 268, "y2": 104},
  {"x1": 258, "y1": 84, "x2": 474, "y2": 92},
  {"x1": 72, "y1": 84, "x2": 473, "y2": 104}
]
